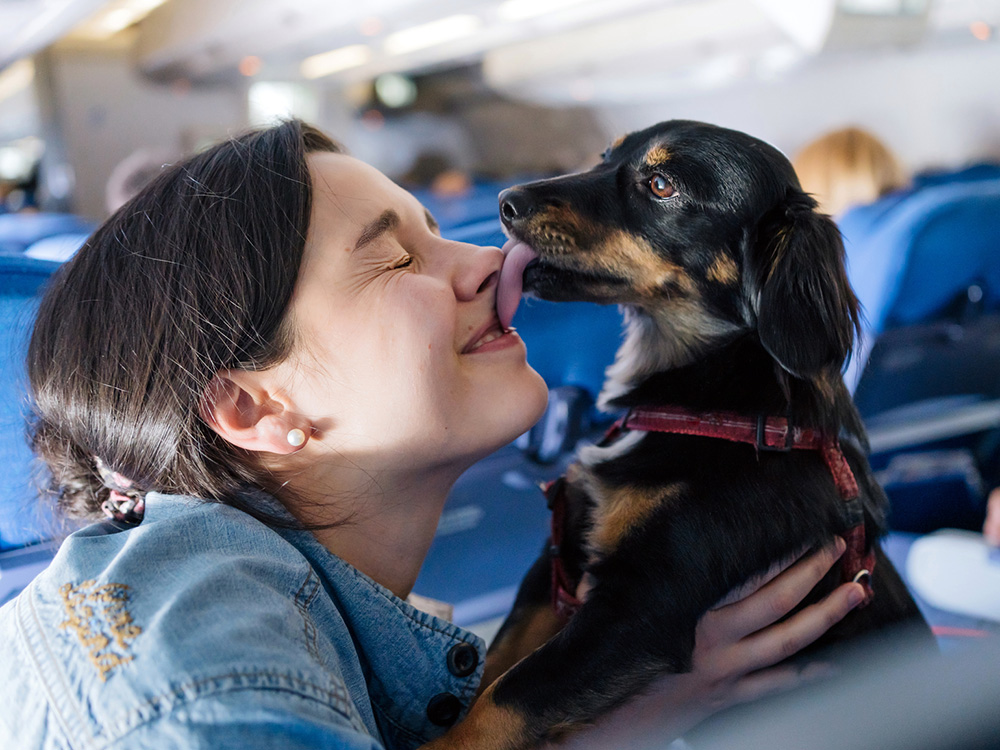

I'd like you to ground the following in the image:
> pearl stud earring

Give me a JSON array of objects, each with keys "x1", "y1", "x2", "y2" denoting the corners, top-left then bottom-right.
[{"x1": 287, "y1": 428, "x2": 306, "y2": 447}]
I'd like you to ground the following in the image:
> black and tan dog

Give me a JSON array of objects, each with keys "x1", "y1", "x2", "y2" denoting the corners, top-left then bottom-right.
[{"x1": 428, "y1": 120, "x2": 931, "y2": 750}]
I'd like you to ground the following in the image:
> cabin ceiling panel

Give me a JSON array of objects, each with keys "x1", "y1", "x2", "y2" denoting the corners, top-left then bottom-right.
[{"x1": 0, "y1": 0, "x2": 109, "y2": 69}]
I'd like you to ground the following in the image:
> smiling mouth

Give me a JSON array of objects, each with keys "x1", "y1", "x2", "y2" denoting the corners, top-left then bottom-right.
[{"x1": 462, "y1": 320, "x2": 508, "y2": 353}]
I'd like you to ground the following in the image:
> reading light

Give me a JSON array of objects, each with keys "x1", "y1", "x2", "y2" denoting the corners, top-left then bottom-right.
[{"x1": 383, "y1": 15, "x2": 482, "y2": 56}]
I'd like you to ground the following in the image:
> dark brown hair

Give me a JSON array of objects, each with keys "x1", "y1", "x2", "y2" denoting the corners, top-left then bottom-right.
[{"x1": 28, "y1": 119, "x2": 340, "y2": 525}]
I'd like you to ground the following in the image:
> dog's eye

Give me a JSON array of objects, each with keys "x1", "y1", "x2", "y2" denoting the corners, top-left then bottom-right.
[
  {"x1": 649, "y1": 174, "x2": 676, "y2": 199},
  {"x1": 393, "y1": 255, "x2": 413, "y2": 269}
]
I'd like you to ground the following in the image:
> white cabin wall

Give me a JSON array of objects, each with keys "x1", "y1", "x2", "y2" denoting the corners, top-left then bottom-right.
[
  {"x1": 48, "y1": 47, "x2": 247, "y2": 219},
  {"x1": 594, "y1": 43, "x2": 1000, "y2": 176}
]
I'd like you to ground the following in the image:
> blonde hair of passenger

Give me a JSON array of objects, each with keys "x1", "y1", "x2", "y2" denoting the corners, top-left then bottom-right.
[{"x1": 793, "y1": 127, "x2": 907, "y2": 217}]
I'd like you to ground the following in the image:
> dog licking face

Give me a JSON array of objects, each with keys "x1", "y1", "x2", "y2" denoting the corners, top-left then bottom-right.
[{"x1": 498, "y1": 119, "x2": 861, "y2": 407}]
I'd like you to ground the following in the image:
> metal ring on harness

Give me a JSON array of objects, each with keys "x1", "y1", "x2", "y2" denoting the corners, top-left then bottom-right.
[{"x1": 852, "y1": 568, "x2": 872, "y2": 585}]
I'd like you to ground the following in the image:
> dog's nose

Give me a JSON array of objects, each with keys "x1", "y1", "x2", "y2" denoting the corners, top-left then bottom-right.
[{"x1": 499, "y1": 188, "x2": 535, "y2": 228}]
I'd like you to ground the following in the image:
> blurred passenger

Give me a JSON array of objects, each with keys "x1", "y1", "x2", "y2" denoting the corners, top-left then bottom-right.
[
  {"x1": 22, "y1": 148, "x2": 177, "y2": 262},
  {"x1": 402, "y1": 151, "x2": 472, "y2": 198},
  {"x1": 793, "y1": 127, "x2": 909, "y2": 218},
  {"x1": 985, "y1": 489, "x2": 1000, "y2": 546},
  {"x1": 3, "y1": 178, "x2": 39, "y2": 213},
  {"x1": 105, "y1": 147, "x2": 180, "y2": 214},
  {"x1": 13, "y1": 161, "x2": 40, "y2": 212}
]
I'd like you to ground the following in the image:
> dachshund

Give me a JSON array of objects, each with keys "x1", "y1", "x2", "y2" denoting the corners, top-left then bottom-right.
[{"x1": 426, "y1": 120, "x2": 932, "y2": 750}]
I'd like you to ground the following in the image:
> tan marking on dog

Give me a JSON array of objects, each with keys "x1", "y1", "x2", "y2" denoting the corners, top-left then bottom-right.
[
  {"x1": 530, "y1": 204, "x2": 592, "y2": 255},
  {"x1": 524, "y1": 213, "x2": 696, "y2": 303},
  {"x1": 524, "y1": 203, "x2": 692, "y2": 297},
  {"x1": 424, "y1": 682, "x2": 529, "y2": 750},
  {"x1": 644, "y1": 145, "x2": 671, "y2": 166},
  {"x1": 610, "y1": 134, "x2": 627, "y2": 150},
  {"x1": 481, "y1": 604, "x2": 562, "y2": 691},
  {"x1": 537, "y1": 203, "x2": 590, "y2": 231},
  {"x1": 812, "y1": 368, "x2": 839, "y2": 407},
  {"x1": 707, "y1": 253, "x2": 739, "y2": 285},
  {"x1": 590, "y1": 481, "x2": 681, "y2": 554},
  {"x1": 765, "y1": 226, "x2": 793, "y2": 282},
  {"x1": 566, "y1": 462, "x2": 678, "y2": 554},
  {"x1": 587, "y1": 230, "x2": 697, "y2": 299}
]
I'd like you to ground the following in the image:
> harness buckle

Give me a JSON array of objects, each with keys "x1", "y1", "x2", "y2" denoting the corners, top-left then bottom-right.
[{"x1": 756, "y1": 414, "x2": 793, "y2": 452}]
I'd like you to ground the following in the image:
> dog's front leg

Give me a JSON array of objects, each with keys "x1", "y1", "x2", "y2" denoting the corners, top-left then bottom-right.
[
  {"x1": 481, "y1": 546, "x2": 563, "y2": 691},
  {"x1": 425, "y1": 590, "x2": 697, "y2": 750}
]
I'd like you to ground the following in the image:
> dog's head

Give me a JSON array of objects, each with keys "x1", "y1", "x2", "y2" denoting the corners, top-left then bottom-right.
[{"x1": 500, "y1": 120, "x2": 860, "y2": 383}]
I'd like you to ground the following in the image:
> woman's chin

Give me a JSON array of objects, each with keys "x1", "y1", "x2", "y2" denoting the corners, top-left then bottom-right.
[{"x1": 495, "y1": 375, "x2": 550, "y2": 450}]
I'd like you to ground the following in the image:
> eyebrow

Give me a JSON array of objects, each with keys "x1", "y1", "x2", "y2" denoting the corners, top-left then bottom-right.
[
  {"x1": 354, "y1": 209, "x2": 400, "y2": 252},
  {"x1": 353, "y1": 207, "x2": 440, "y2": 252}
]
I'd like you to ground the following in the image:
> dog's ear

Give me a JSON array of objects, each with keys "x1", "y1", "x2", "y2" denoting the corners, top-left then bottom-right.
[{"x1": 747, "y1": 192, "x2": 861, "y2": 379}]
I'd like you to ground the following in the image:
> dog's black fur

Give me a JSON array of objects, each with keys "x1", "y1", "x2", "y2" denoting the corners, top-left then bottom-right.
[{"x1": 426, "y1": 120, "x2": 931, "y2": 750}]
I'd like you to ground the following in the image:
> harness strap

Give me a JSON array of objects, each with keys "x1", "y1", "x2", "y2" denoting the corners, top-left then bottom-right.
[
  {"x1": 544, "y1": 477, "x2": 584, "y2": 623},
  {"x1": 546, "y1": 406, "x2": 875, "y2": 623}
]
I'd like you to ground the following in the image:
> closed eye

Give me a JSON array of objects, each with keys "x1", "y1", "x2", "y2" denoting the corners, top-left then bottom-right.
[{"x1": 394, "y1": 255, "x2": 413, "y2": 269}]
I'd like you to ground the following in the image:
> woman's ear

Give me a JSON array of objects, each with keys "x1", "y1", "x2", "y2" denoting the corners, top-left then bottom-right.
[
  {"x1": 748, "y1": 192, "x2": 861, "y2": 379},
  {"x1": 200, "y1": 372, "x2": 309, "y2": 454}
]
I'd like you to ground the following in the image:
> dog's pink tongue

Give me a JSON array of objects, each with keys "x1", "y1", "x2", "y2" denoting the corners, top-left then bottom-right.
[{"x1": 497, "y1": 239, "x2": 538, "y2": 329}]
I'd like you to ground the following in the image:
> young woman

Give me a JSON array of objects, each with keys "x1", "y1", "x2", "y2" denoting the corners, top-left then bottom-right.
[{"x1": 0, "y1": 120, "x2": 866, "y2": 749}]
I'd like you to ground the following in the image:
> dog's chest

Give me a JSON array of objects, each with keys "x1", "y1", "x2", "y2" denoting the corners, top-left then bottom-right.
[{"x1": 570, "y1": 433, "x2": 685, "y2": 556}]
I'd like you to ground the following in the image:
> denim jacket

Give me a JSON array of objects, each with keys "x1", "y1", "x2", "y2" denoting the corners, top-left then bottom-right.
[{"x1": 0, "y1": 492, "x2": 486, "y2": 749}]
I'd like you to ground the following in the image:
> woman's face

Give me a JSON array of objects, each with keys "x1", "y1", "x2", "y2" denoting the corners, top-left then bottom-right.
[{"x1": 279, "y1": 152, "x2": 547, "y2": 476}]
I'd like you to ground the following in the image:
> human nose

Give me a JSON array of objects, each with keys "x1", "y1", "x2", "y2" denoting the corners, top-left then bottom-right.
[{"x1": 451, "y1": 243, "x2": 503, "y2": 302}]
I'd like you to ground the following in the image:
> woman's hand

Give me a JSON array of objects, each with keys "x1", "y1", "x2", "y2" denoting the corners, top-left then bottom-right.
[
  {"x1": 984, "y1": 488, "x2": 1000, "y2": 546},
  {"x1": 551, "y1": 538, "x2": 865, "y2": 749}
]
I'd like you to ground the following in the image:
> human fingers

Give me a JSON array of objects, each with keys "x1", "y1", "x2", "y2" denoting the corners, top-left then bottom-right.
[
  {"x1": 711, "y1": 538, "x2": 847, "y2": 642},
  {"x1": 734, "y1": 581, "x2": 865, "y2": 675},
  {"x1": 709, "y1": 547, "x2": 809, "y2": 610},
  {"x1": 727, "y1": 661, "x2": 836, "y2": 707},
  {"x1": 984, "y1": 489, "x2": 1000, "y2": 546}
]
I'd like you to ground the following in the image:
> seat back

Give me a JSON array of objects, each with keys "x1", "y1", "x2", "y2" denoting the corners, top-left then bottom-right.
[
  {"x1": 0, "y1": 256, "x2": 60, "y2": 550},
  {"x1": 843, "y1": 180, "x2": 1000, "y2": 335},
  {"x1": 888, "y1": 184, "x2": 1000, "y2": 327},
  {"x1": 841, "y1": 180, "x2": 1000, "y2": 391},
  {"x1": 411, "y1": 181, "x2": 514, "y2": 234},
  {"x1": 0, "y1": 213, "x2": 95, "y2": 255},
  {"x1": 912, "y1": 162, "x2": 1000, "y2": 189}
]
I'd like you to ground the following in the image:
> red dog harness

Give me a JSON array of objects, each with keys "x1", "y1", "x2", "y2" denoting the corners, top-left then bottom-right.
[{"x1": 545, "y1": 405, "x2": 876, "y2": 623}]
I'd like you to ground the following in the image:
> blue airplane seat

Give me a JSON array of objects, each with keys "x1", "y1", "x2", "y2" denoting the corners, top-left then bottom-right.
[
  {"x1": 912, "y1": 161, "x2": 1000, "y2": 189},
  {"x1": 885, "y1": 185, "x2": 1000, "y2": 327},
  {"x1": 0, "y1": 256, "x2": 61, "y2": 552},
  {"x1": 24, "y1": 232, "x2": 90, "y2": 262},
  {"x1": 0, "y1": 213, "x2": 95, "y2": 255},
  {"x1": 412, "y1": 181, "x2": 515, "y2": 232},
  {"x1": 512, "y1": 299, "x2": 623, "y2": 411},
  {"x1": 841, "y1": 180, "x2": 1000, "y2": 392},
  {"x1": 844, "y1": 180, "x2": 1000, "y2": 534}
]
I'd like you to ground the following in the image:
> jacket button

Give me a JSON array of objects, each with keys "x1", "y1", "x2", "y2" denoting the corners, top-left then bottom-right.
[
  {"x1": 447, "y1": 642, "x2": 479, "y2": 678},
  {"x1": 426, "y1": 693, "x2": 462, "y2": 727}
]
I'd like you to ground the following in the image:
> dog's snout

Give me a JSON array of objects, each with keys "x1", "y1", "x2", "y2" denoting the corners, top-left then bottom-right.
[{"x1": 499, "y1": 188, "x2": 535, "y2": 228}]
